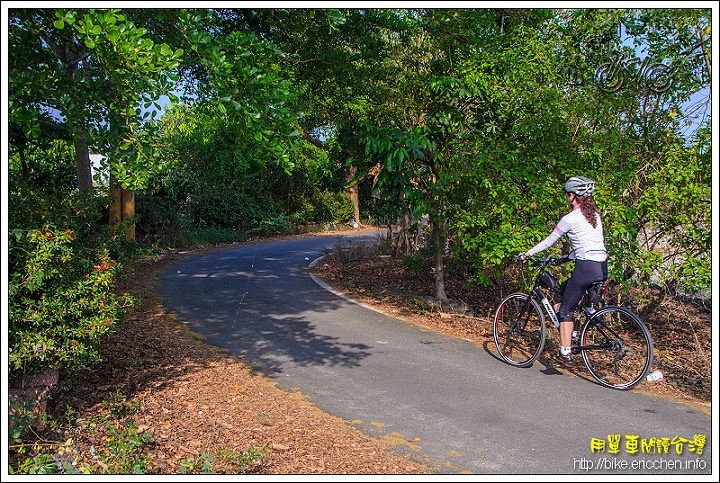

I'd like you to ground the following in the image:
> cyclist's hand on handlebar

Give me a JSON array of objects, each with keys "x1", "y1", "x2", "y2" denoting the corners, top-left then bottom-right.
[
  {"x1": 555, "y1": 254, "x2": 573, "y2": 265},
  {"x1": 515, "y1": 252, "x2": 528, "y2": 261}
]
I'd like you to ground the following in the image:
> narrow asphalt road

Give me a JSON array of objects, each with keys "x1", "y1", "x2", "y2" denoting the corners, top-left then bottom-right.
[{"x1": 157, "y1": 233, "x2": 713, "y2": 476}]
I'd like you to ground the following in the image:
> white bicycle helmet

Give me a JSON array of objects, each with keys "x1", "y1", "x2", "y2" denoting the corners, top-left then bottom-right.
[{"x1": 564, "y1": 176, "x2": 596, "y2": 196}]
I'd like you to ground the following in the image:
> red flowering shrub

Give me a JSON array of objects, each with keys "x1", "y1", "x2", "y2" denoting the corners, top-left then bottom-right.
[{"x1": 8, "y1": 227, "x2": 136, "y2": 377}]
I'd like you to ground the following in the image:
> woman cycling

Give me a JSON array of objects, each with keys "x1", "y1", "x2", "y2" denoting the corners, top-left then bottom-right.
[{"x1": 519, "y1": 176, "x2": 608, "y2": 366}]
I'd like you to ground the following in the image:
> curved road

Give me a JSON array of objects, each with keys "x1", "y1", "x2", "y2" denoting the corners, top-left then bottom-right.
[{"x1": 157, "y1": 233, "x2": 713, "y2": 475}]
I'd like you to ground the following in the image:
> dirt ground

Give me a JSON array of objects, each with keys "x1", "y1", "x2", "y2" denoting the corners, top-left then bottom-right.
[{"x1": 14, "y1": 228, "x2": 712, "y2": 475}]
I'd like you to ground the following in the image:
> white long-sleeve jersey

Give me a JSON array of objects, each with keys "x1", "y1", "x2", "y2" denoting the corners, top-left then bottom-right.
[{"x1": 527, "y1": 205, "x2": 607, "y2": 262}]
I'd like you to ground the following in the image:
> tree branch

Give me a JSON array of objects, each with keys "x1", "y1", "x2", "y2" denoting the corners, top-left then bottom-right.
[{"x1": 303, "y1": 133, "x2": 326, "y2": 149}]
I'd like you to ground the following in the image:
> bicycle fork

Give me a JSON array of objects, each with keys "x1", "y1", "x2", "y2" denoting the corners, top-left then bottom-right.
[{"x1": 510, "y1": 292, "x2": 537, "y2": 334}]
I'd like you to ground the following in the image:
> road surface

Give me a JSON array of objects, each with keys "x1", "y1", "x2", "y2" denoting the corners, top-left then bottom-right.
[{"x1": 157, "y1": 233, "x2": 713, "y2": 475}]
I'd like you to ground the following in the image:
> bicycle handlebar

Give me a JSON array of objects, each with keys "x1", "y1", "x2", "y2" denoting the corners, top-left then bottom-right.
[{"x1": 515, "y1": 254, "x2": 572, "y2": 267}]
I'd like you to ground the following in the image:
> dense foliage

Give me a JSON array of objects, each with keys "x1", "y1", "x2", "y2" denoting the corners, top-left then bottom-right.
[{"x1": 8, "y1": 187, "x2": 136, "y2": 376}]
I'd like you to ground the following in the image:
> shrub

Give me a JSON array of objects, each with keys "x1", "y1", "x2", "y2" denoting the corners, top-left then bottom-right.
[
  {"x1": 8, "y1": 226, "x2": 136, "y2": 378},
  {"x1": 8, "y1": 188, "x2": 141, "y2": 376},
  {"x1": 403, "y1": 255, "x2": 425, "y2": 273},
  {"x1": 314, "y1": 189, "x2": 354, "y2": 223}
]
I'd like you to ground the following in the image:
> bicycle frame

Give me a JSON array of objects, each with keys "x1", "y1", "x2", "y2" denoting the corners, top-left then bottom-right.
[
  {"x1": 573, "y1": 319, "x2": 611, "y2": 353},
  {"x1": 511, "y1": 254, "x2": 607, "y2": 350},
  {"x1": 534, "y1": 287, "x2": 560, "y2": 329}
]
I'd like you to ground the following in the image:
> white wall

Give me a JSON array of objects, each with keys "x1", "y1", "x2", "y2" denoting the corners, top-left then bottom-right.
[{"x1": 89, "y1": 154, "x2": 109, "y2": 185}]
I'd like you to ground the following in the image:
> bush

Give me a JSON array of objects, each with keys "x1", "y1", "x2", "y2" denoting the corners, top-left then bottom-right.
[
  {"x1": 403, "y1": 255, "x2": 425, "y2": 273},
  {"x1": 8, "y1": 189, "x2": 137, "y2": 378},
  {"x1": 184, "y1": 226, "x2": 249, "y2": 245},
  {"x1": 8, "y1": 227, "x2": 136, "y2": 377},
  {"x1": 313, "y1": 189, "x2": 354, "y2": 223},
  {"x1": 134, "y1": 193, "x2": 186, "y2": 248},
  {"x1": 190, "y1": 190, "x2": 279, "y2": 231}
]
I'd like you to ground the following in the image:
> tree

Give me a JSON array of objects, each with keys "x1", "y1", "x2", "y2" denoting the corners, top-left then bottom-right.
[
  {"x1": 147, "y1": 102, "x2": 348, "y2": 241},
  {"x1": 427, "y1": 11, "x2": 576, "y2": 288},
  {"x1": 217, "y1": 8, "x2": 416, "y2": 226},
  {"x1": 376, "y1": 7, "x2": 711, "y2": 318},
  {"x1": 555, "y1": 8, "x2": 712, "y2": 314},
  {"x1": 6, "y1": 7, "x2": 304, "y2": 379},
  {"x1": 346, "y1": 9, "x2": 558, "y2": 302},
  {"x1": 8, "y1": 8, "x2": 305, "y2": 193},
  {"x1": 8, "y1": 8, "x2": 183, "y2": 191}
]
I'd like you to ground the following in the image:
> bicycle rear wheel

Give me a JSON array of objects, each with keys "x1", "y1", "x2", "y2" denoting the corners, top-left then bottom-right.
[
  {"x1": 493, "y1": 293, "x2": 546, "y2": 367},
  {"x1": 580, "y1": 306, "x2": 653, "y2": 390}
]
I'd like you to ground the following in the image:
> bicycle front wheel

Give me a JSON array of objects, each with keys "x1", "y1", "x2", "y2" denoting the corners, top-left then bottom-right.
[
  {"x1": 493, "y1": 293, "x2": 546, "y2": 367},
  {"x1": 580, "y1": 306, "x2": 654, "y2": 390}
]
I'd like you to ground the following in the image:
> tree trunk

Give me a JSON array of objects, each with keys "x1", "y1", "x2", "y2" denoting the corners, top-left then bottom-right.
[
  {"x1": 391, "y1": 214, "x2": 414, "y2": 257},
  {"x1": 638, "y1": 279, "x2": 673, "y2": 320},
  {"x1": 19, "y1": 145, "x2": 28, "y2": 180},
  {"x1": 46, "y1": 33, "x2": 94, "y2": 192},
  {"x1": 432, "y1": 218, "x2": 448, "y2": 301},
  {"x1": 75, "y1": 133, "x2": 93, "y2": 191},
  {"x1": 346, "y1": 164, "x2": 361, "y2": 226}
]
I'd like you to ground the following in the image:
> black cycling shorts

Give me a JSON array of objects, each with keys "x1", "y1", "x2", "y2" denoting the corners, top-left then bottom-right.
[{"x1": 557, "y1": 259, "x2": 607, "y2": 322}]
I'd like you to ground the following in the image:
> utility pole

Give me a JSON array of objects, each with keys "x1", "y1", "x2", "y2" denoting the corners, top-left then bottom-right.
[{"x1": 109, "y1": 173, "x2": 135, "y2": 241}]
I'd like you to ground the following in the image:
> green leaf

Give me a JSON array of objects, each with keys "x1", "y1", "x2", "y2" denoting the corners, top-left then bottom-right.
[{"x1": 158, "y1": 44, "x2": 173, "y2": 58}]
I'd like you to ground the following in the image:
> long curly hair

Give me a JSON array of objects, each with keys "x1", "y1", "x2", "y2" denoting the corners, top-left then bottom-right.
[{"x1": 578, "y1": 196, "x2": 599, "y2": 228}]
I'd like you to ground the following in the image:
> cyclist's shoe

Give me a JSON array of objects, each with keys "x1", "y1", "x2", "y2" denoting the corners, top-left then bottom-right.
[{"x1": 554, "y1": 352, "x2": 575, "y2": 366}]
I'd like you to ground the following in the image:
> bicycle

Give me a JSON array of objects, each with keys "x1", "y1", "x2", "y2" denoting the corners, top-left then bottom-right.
[{"x1": 493, "y1": 254, "x2": 654, "y2": 390}]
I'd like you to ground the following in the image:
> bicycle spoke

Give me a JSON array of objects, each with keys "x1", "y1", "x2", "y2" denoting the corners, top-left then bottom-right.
[
  {"x1": 580, "y1": 306, "x2": 653, "y2": 390},
  {"x1": 493, "y1": 293, "x2": 546, "y2": 367}
]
